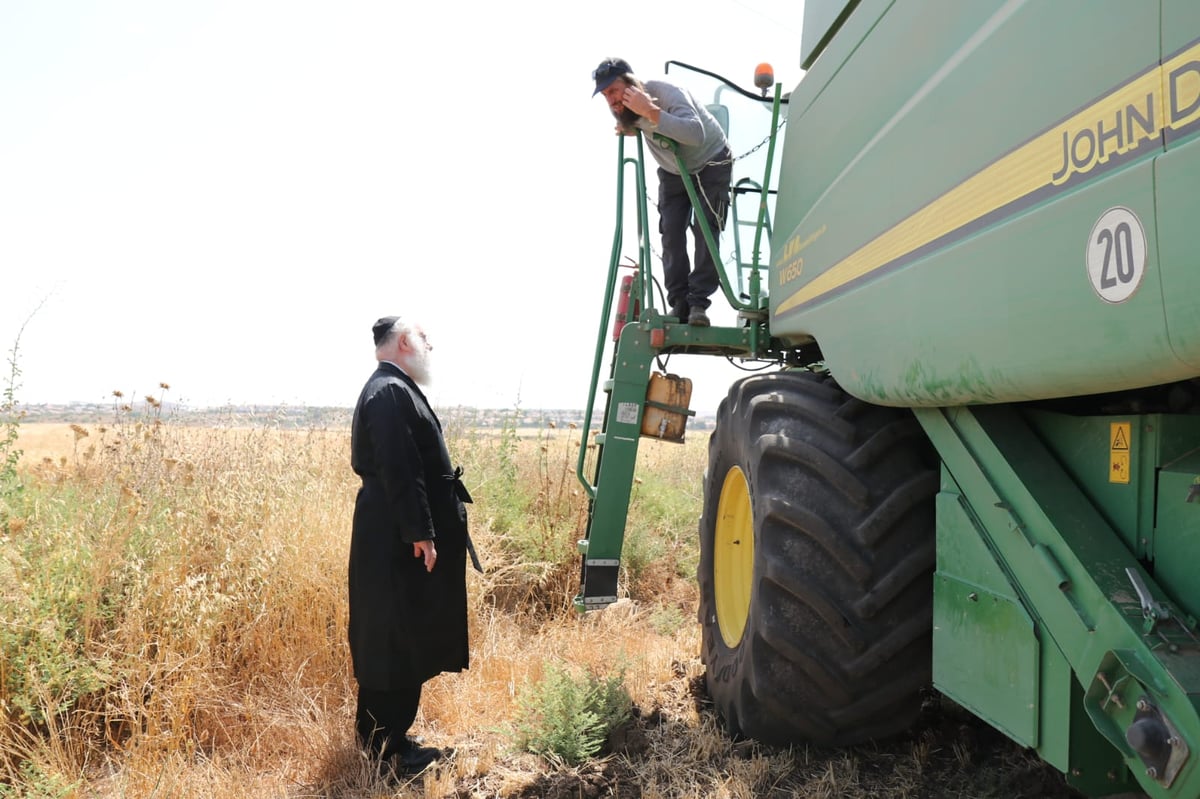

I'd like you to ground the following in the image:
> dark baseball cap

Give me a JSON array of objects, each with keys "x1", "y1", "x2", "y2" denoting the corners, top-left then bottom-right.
[
  {"x1": 592, "y1": 57, "x2": 632, "y2": 96},
  {"x1": 372, "y1": 316, "x2": 399, "y2": 346}
]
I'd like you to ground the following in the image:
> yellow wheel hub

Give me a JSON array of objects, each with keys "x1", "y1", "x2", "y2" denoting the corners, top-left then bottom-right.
[{"x1": 714, "y1": 465, "x2": 755, "y2": 648}]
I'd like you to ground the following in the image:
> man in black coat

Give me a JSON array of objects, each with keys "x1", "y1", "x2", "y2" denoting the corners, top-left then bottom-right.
[{"x1": 349, "y1": 315, "x2": 477, "y2": 775}]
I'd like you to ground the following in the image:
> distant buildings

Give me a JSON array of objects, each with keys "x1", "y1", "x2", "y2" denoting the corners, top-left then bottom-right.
[{"x1": 14, "y1": 402, "x2": 714, "y2": 431}]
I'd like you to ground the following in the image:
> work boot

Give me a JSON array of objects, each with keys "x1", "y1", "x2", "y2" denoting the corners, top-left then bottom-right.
[
  {"x1": 670, "y1": 304, "x2": 689, "y2": 323},
  {"x1": 688, "y1": 307, "x2": 711, "y2": 327}
]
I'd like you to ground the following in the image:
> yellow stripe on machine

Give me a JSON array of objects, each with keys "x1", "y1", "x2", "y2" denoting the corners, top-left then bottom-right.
[{"x1": 776, "y1": 40, "x2": 1200, "y2": 315}]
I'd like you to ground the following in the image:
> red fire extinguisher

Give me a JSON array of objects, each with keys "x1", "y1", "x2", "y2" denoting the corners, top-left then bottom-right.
[{"x1": 613, "y1": 273, "x2": 640, "y2": 342}]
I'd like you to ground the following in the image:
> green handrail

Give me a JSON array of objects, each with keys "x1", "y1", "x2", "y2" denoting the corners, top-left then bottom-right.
[
  {"x1": 749, "y1": 84, "x2": 783, "y2": 312},
  {"x1": 576, "y1": 135, "x2": 651, "y2": 499}
]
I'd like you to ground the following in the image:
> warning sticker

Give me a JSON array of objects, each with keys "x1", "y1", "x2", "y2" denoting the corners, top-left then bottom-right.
[
  {"x1": 616, "y1": 402, "x2": 639, "y2": 425},
  {"x1": 1111, "y1": 423, "x2": 1130, "y2": 451},
  {"x1": 1110, "y1": 453, "x2": 1130, "y2": 483},
  {"x1": 1110, "y1": 422, "x2": 1131, "y2": 484}
]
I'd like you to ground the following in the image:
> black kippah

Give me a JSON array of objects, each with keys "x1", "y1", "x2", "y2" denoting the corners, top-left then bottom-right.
[{"x1": 372, "y1": 316, "x2": 400, "y2": 346}]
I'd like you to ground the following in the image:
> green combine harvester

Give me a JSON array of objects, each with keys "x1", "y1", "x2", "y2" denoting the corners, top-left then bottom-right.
[{"x1": 575, "y1": 1, "x2": 1200, "y2": 796}]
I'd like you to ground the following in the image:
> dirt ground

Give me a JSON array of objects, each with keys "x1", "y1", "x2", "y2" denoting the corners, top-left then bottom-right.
[{"x1": 446, "y1": 677, "x2": 1097, "y2": 799}]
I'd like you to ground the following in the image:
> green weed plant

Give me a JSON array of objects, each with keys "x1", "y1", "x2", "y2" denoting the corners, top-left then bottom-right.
[
  {"x1": 509, "y1": 661, "x2": 632, "y2": 766},
  {"x1": 1, "y1": 334, "x2": 26, "y2": 531}
]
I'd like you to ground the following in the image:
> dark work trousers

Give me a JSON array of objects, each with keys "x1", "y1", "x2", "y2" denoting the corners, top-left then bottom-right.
[
  {"x1": 657, "y1": 150, "x2": 733, "y2": 314},
  {"x1": 356, "y1": 682, "x2": 422, "y2": 759}
]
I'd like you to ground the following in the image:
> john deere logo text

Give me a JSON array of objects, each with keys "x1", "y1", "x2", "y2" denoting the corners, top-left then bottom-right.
[{"x1": 1051, "y1": 56, "x2": 1200, "y2": 185}]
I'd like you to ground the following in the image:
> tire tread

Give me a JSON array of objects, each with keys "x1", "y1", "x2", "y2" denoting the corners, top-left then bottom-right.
[{"x1": 699, "y1": 371, "x2": 938, "y2": 746}]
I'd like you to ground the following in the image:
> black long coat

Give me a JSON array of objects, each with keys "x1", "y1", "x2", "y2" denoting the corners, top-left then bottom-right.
[{"x1": 348, "y1": 361, "x2": 470, "y2": 689}]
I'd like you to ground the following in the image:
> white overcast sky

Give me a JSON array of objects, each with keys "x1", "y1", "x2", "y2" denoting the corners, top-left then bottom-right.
[{"x1": 0, "y1": 1, "x2": 805, "y2": 414}]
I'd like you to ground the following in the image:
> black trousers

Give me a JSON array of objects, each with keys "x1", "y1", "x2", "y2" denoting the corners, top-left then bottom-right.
[
  {"x1": 356, "y1": 682, "x2": 422, "y2": 759},
  {"x1": 657, "y1": 150, "x2": 733, "y2": 313}
]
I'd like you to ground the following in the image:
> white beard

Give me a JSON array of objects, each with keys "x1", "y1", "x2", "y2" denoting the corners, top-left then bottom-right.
[{"x1": 401, "y1": 344, "x2": 433, "y2": 386}]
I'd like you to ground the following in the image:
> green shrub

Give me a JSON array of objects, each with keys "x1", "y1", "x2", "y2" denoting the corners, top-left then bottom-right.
[
  {"x1": 0, "y1": 548, "x2": 116, "y2": 725},
  {"x1": 648, "y1": 603, "x2": 688, "y2": 636},
  {"x1": 467, "y1": 408, "x2": 530, "y2": 537},
  {"x1": 0, "y1": 759, "x2": 78, "y2": 798},
  {"x1": 1, "y1": 333, "x2": 25, "y2": 529},
  {"x1": 509, "y1": 661, "x2": 632, "y2": 765},
  {"x1": 507, "y1": 425, "x2": 587, "y2": 565}
]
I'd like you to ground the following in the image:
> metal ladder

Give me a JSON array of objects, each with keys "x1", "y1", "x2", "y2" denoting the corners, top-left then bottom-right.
[{"x1": 573, "y1": 89, "x2": 784, "y2": 610}]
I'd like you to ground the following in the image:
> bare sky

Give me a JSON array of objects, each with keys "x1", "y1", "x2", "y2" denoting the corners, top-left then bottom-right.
[{"x1": 0, "y1": 0, "x2": 805, "y2": 414}]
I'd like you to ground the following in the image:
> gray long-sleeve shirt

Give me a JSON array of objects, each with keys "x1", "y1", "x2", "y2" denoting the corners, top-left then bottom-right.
[{"x1": 634, "y1": 80, "x2": 729, "y2": 175}]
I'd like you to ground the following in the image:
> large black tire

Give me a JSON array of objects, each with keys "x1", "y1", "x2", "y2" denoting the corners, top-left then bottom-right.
[{"x1": 698, "y1": 370, "x2": 939, "y2": 746}]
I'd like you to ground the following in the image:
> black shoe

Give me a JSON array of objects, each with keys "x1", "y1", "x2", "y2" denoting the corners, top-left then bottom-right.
[
  {"x1": 366, "y1": 733, "x2": 426, "y2": 762},
  {"x1": 392, "y1": 743, "x2": 442, "y2": 775},
  {"x1": 688, "y1": 307, "x2": 711, "y2": 327},
  {"x1": 670, "y1": 305, "x2": 689, "y2": 323}
]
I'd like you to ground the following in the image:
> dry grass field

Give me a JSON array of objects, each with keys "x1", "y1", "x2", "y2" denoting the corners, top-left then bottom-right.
[{"x1": 0, "y1": 412, "x2": 1087, "y2": 798}]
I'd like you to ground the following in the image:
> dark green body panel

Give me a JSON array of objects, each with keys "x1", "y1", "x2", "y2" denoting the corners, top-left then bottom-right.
[
  {"x1": 1026, "y1": 412, "x2": 1200, "y2": 615},
  {"x1": 1156, "y1": 451, "x2": 1200, "y2": 611},
  {"x1": 769, "y1": 1, "x2": 1200, "y2": 406},
  {"x1": 932, "y1": 470, "x2": 1130, "y2": 795},
  {"x1": 919, "y1": 406, "x2": 1200, "y2": 796},
  {"x1": 933, "y1": 490, "x2": 1041, "y2": 748}
]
